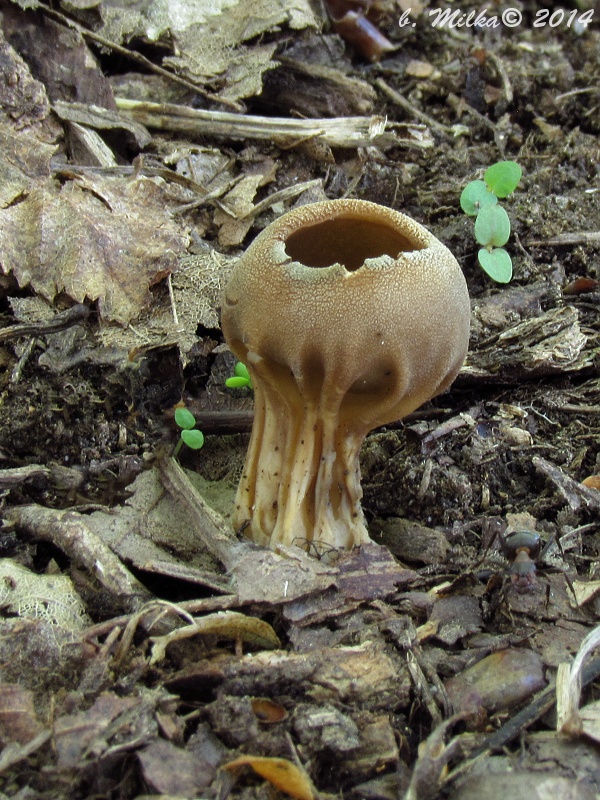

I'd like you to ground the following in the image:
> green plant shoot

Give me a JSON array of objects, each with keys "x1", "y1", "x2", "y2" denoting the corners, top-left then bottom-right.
[
  {"x1": 474, "y1": 205, "x2": 510, "y2": 248},
  {"x1": 484, "y1": 161, "x2": 522, "y2": 198},
  {"x1": 173, "y1": 407, "x2": 204, "y2": 458},
  {"x1": 459, "y1": 180, "x2": 498, "y2": 216},
  {"x1": 225, "y1": 361, "x2": 252, "y2": 390},
  {"x1": 460, "y1": 160, "x2": 522, "y2": 284}
]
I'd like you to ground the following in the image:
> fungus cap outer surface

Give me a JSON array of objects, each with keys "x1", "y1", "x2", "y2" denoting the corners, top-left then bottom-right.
[{"x1": 221, "y1": 199, "x2": 471, "y2": 551}]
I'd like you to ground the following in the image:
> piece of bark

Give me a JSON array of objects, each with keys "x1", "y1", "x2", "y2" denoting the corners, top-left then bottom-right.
[{"x1": 371, "y1": 518, "x2": 449, "y2": 565}]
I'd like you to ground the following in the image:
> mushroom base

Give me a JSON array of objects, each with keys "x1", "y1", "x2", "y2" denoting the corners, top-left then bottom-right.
[{"x1": 233, "y1": 383, "x2": 371, "y2": 553}]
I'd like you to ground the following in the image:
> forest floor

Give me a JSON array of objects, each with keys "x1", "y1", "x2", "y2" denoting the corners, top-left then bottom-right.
[{"x1": 0, "y1": 0, "x2": 599, "y2": 798}]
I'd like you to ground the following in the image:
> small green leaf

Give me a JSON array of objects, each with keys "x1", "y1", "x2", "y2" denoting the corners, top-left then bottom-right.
[
  {"x1": 474, "y1": 205, "x2": 511, "y2": 247},
  {"x1": 460, "y1": 180, "x2": 498, "y2": 216},
  {"x1": 226, "y1": 376, "x2": 251, "y2": 389},
  {"x1": 484, "y1": 161, "x2": 522, "y2": 198},
  {"x1": 234, "y1": 362, "x2": 251, "y2": 380},
  {"x1": 175, "y1": 407, "x2": 196, "y2": 430},
  {"x1": 478, "y1": 248, "x2": 513, "y2": 283},
  {"x1": 180, "y1": 429, "x2": 205, "y2": 450}
]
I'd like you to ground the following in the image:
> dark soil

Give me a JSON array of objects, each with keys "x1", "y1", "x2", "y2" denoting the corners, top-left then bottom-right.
[{"x1": 0, "y1": 1, "x2": 599, "y2": 799}]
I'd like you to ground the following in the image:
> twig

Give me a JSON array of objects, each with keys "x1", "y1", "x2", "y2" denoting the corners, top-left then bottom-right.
[
  {"x1": 446, "y1": 92, "x2": 497, "y2": 134},
  {"x1": 0, "y1": 304, "x2": 90, "y2": 343},
  {"x1": 81, "y1": 593, "x2": 242, "y2": 642},
  {"x1": 166, "y1": 274, "x2": 179, "y2": 328},
  {"x1": 158, "y1": 456, "x2": 244, "y2": 569},
  {"x1": 486, "y1": 50, "x2": 513, "y2": 106},
  {"x1": 115, "y1": 98, "x2": 432, "y2": 149},
  {"x1": 555, "y1": 87, "x2": 600, "y2": 102},
  {"x1": 526, "y1": 231, "x2": 600, "y2": 247},
  {"x1": 0, "y1": 730, "x2": 52, "y2": 776},
  {"x1": 533, "y1": 456, "x2": 600, "y2": 512},
  {"x1": 375, "y1": 78, "x2": 454, "y2": 138},
  {"x1": 10, "y1": 338, "x2": 36, "y2": 386},
  {"x1": 0, "y1": 465, "x2": 51, "y2": 487},
  {"x1": 2, "y1": 505, "x2": 152, "y2": 612},
  {"x1": 36, "y1": 1, "x2": 242, "y2": 111}
]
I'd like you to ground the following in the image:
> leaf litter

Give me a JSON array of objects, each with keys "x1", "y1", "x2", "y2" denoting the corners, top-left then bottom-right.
[{"x1": 0, "y1": 0, "x2": 598, "y2": 799}]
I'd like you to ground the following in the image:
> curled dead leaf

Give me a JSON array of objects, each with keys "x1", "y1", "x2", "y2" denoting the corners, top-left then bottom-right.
[
  {"x1": 251, "y1": 698, "x2": 288, "y2": 724},
  {"x1": 582, "y1": 475, "x2": 600, "y2": 490},
  {"x1": 222, "y1": 755, "x2": 314, "y2": 800},
  {"x1": 150, "y1": 610, "x2": 281, "y2": 664}
]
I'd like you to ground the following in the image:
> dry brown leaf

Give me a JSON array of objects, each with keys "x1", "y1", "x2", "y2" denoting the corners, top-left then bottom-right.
[
  {"x1": 222, "y1": 755, "x2": 315, "y2": 800},
  {"x1": 0, "y1": 684, "x2": 43, "y2": 746},
  {"x1": 2, "y1": 10, "x2": 114, "y2": 110},
  {"x1": 0, "y1": 25, "x2": 60, "y2": 142},
  {"x1": 150, "y1": 611, "x2": 281, "y2": 664},
  {"x1": 138, "y1": 738, "x2": 216, "y2": 795},
  {"x1": 54, "y1": 693, "x2": 142, "y2": 769},
  {"x1": 0, "y1": 175, "x2": 189, "y2": 324},
  {"x1": 100, "y1": 0, "x2": 317, "y2": 102},
  {"x1": 0, "y1": 123, "x2": 56, "y2": 208}
]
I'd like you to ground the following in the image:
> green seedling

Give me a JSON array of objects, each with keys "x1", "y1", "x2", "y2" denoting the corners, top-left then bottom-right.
[
  {"x1": 173, "y1": 407, "x2": 204, "y2": 458},
  {"x1": 460, "y1": 160, "x2": 522, "y2": 284},
  {"x1": 225, "y1": 361, "x2": 252, "y2": 390}
]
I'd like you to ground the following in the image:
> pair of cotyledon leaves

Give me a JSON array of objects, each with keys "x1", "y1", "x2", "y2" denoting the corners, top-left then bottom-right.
[{"x1": 460, "y1": 161, "x2": 522, "y2": 283}]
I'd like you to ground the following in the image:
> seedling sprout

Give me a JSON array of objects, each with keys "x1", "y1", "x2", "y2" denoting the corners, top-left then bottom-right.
[
  {"x1": 460, "y1": 160, "x2": 522, "y2": 284},
  {"x1": 173, "y1": 407, "x2": 205, "y2": 458},
  {"x1": 225, "y1": 361, "x2": 253, "y2": 390}
]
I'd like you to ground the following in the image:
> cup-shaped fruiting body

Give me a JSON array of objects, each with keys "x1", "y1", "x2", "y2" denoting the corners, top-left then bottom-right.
[{"x1": 221, "y1": 199, "x2": 470, "y2": 553}]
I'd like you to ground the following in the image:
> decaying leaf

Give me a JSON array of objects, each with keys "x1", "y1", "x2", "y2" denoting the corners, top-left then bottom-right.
[
  {"x1": 0, "y1": 558, "x2": 90, "y2": 632},
  {"x1": 0, "y1": 25, "x2": 60, "y2": 141},
  {"x1": 99, "y1": 0, "x2": 318, "y2": 102},
  {"x1": 0, "y1": 175, "x2": 189, "y2": 324},
  {"x1": 150, "y1": 611, "x2": 281, "y2": 664},
  {"x1": 138, "y1": 737, "x2": 217, "y2": 795},
  {"x1": 0, "y1": 684, "x2": 44, "y2": 746},
  {"x1": 0, "y1": 122, "x2": 56, "y2": 208},
  {"x1": 222, "y1": 755, "x2": 315, "y2": 800},
  {"x1": 53, "y1": 100, "x2": 151, "y2": 149},
  {"x1": 53, "y1": 692, "x2": 154, "y2": 770}
]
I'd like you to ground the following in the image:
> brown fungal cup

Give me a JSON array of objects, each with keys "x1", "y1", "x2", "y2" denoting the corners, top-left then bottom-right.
[{"x1": 221, "y1": 199, "x2": 470, "y2": 553}]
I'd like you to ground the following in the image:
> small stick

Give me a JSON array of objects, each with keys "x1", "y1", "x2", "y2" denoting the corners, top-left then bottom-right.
[
  {"x1": 533, "y1": 456, "x2": 600, "y2": 512},
  {"x1": 0, "y1": 304, "x2": 90, "y2": 343},
  {"x1": 116, "y1": 98, "x2": 430, "y2": 149},
  {"x1": 2, "y1": 505, "x2": 152, "y2": 612},
  {"x1": 375, "y1": 78, "x2": 454, "y2": 138},
  {"x1": 158, "y1": 456, "x2": 244, "y2": 569},
  {"x1": 81, "y1": 593, "x2": 242, "y2": 642},
  {"x1": 35, "y1": 1, "x2": 242, "y2": 111},
  {"x1": 468, "y1": 655, "x2": 600, "y2": 758},
  {"x1": 526, "y1": 231, "x2": 600, "y2": 247}
]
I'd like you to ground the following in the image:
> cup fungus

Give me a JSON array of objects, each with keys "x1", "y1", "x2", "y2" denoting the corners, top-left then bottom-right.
[{"x1": 221, "y1": 199, "x2": 470, "y2": 553}]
